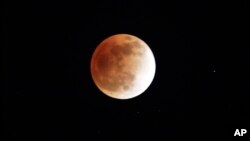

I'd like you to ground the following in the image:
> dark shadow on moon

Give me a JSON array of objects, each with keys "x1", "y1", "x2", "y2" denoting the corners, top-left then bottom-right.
[
  {"x1": 95, "y1": 49, "x2": 136, "y2": 93},
  {"x1": 97, "y1": 53, "x2": 115, "y2": 75},
  {"x1": 97, "y1": 70, "x2": 135, "y2": 93},
  {"x1": 91, "y1": 34, "x2": 152, "y2": 98}
]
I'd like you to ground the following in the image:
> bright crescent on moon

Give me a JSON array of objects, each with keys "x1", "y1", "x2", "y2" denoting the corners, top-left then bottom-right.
[{"x1": 91, "y1": 34, "x2": 156, "y2": 99}]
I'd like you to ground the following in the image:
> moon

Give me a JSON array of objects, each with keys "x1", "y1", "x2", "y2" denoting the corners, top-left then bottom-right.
[{"x1": 90, "y1": 34, "x2": 156, "y2": 99}]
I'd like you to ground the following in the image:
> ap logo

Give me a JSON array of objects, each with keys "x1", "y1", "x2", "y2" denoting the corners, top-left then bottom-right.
[{"x1": 234, "y1": 129, "x2": 247, "y2": 136}]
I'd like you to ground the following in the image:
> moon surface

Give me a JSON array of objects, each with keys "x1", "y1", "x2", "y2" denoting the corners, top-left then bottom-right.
[{"x1": 91, "y1": 34, "x2": 156, "y2": 99}]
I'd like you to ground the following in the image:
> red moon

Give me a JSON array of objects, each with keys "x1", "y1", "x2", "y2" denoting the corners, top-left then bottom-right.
[{"x1": 91, "y1": 34, "x2": 156, "y2": 99}]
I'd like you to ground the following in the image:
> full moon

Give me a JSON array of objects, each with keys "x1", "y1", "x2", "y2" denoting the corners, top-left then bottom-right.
[{"x1": 90, "y1": 34, "x2": 156, "y2": 99}]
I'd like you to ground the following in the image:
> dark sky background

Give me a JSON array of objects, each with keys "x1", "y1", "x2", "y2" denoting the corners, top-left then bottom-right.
[{"x1": 2, "y1": 0, "x2": 249, "y2": 140}]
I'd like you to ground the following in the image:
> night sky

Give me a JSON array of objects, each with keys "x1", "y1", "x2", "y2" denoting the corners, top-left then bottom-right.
[{"x1": 2, "y1": 0, "x2": 249, "y2": 140}]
